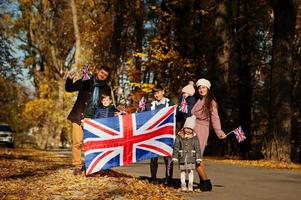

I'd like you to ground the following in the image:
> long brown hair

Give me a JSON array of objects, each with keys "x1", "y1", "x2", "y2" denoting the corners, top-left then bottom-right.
[{"x1": 199, "y1": 89, "x2": 217, "y2": 119}]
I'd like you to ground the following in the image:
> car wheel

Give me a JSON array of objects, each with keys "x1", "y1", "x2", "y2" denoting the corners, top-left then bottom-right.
[{"x1": 7, "y1": 143, "x2": 14, "y2": 148}]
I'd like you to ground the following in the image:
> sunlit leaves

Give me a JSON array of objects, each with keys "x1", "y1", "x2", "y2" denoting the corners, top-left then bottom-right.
[
  {"x1": 23, "y1": 98, "x2": 55, "y2": 127},
  {"x1": 133, "y1": 52, "x2": 147, "y2": 58},
  {"x1": 20, "y1": 0, "x2": 32, "y2": 4},
  {"x1": 212, "y1": 158, "x2": 301, "y2": 172},
  {"x1": 0, "y1": 148, "x2": 185, "y2": 200},
  {"x1": 0, "y1": 75, "x2": 29, "y2": 130},
  {"x1": 23, "y1": 56, "x2": 35, "y2": 66}
]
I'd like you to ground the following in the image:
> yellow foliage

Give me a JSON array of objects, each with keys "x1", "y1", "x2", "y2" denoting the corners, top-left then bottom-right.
[
  {"x1": 64, "y1": 91, "x2": 77, "y2": 99},
  {"x1": 23, "y1": 57, "x2": 36, "y2": 66},
  {"x1": 127, "y1": 59, "x2": 133, "y2": 65},
  {"x1": 133, "y1": 53, "x2": 147, "y2": 58},
  {"x1": 23, "y1": 99, "x2": 54, "y2": 119},
  {"x1": 20, "y1": 0, "x2": 32, "y2": 4},
  {"x1": 211, "y1": 158, "x2": 301, "y2": 172},
  {"x1": 23, "y1": 100, "x2": 50, "y2": 128},
  {"x1": 129, "y1": 82, "x2": 154, "y2": 93},
  {"x1": 38, "y1": 83, "x2": 50, "y2": 98}
]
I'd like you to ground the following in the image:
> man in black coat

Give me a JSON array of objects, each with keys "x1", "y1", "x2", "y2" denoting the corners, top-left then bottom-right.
[{"x1": 65, "y1": 65, "x2": 111, "y2": 175}]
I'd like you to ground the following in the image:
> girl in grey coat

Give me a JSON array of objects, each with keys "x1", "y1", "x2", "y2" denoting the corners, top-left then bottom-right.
[{"x1": 172, "y1": 115, "x2": 202, "y2": 191}]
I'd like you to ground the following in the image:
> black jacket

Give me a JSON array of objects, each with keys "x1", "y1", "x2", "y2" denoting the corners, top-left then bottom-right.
[{"x1": 65, "y1": 76, "x2": 111, "y2": 124}]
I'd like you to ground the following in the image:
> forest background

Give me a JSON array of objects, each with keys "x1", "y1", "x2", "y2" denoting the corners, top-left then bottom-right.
[{"x1": 1, "y1": 0, "x2": 301, "y2": 163}]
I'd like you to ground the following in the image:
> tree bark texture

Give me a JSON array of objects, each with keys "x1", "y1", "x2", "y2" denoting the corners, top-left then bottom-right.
[
  {"x1": 267, "y1": 0, "x2": 298, "y2": 161},
  {"x1": 70, "y1": 0, "x2": 81, "y2": 68}
]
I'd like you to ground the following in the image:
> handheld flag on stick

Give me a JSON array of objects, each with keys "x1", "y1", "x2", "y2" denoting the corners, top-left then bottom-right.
[
  {"x1": 82, "y1": 65, "x2": 90, "y2": 81},
  {"x1": 179, "y1": 96, "x2": 188, "y2": 113},
  {"x1": 226, "y1": 126, "x2": 246, "y2": 143},
  {"x1": 138, "y1": 96, "x2": 146, "y2": 112}
]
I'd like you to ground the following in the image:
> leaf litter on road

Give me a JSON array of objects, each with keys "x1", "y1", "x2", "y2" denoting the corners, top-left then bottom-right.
[{"x1": 0, "y1": 148, "x2": 185, "y2": 199}]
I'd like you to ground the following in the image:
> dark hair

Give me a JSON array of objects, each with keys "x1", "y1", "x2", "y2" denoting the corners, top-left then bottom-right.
[
  {"x1": 152, "y1": 84, "x2": 164, "y2": 93},
  {"x1": 198, "y1": 87, "x2": 217, "y2": 119},
  {"x1": 95, "y1": 65, "x2": 111, "y2": 80},
  {"x1": 100, "y1": 93, "x2": 112, "y2": 101},
  {"x1": 96, "y1": 65, "x2": 110, "y2": 72}
]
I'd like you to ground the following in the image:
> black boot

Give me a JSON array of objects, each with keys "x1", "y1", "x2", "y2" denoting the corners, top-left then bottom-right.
[
  {"x1": 199, "y1": 179, "x2": 212, "y2": 192},
  {"x1": 163, "y1": 177, "x2": 172, "y2": 186}
]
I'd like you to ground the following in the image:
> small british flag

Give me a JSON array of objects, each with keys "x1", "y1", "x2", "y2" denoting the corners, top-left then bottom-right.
[
  {"x1": 138, "y1": 96, "x2": 146, "y2": 112},
  {"x1": 179, "y1": 96, "x2": 188, "y2": 113},
  {"x1": 232, "y1": 126, "x2": 246, "y2": 143},
  {"x1": 82, "y1": 65, "x2": 90, "y2": 81},
  {"x1": 83, "y1": 106, "x2": 176, "y2": 175}
]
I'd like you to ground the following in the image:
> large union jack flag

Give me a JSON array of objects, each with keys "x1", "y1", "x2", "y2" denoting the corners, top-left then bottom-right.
[{"x1": 83, "y1": 106, "x2": 176, "y2": 175}]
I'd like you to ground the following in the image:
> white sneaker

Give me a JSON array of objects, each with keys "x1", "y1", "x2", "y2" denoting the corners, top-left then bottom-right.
[
  {"x1": 188, "y1": 183, "x2": 193, "y2": 192},
  {"x1": 181, "y1": 184, "x2": 187, "y2": 191}
]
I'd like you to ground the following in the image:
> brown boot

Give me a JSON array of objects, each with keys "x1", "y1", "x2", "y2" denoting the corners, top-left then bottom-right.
[{"x1": 73, "y1": 167, "x2": 82, "y2": 175}]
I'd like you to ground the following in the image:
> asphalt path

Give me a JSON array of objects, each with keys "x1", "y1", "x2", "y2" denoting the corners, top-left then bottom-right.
[
  {"x1": 56, "y1": 150, "x2": 301, "y2": 200},
  {"x1": 116, "y1": 158, "x2": 301, "y2": 200}
]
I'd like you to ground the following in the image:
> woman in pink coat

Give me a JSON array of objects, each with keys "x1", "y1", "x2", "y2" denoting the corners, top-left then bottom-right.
[{"x1": 191, "y1": 78, "x2": 226, "y2": 191}]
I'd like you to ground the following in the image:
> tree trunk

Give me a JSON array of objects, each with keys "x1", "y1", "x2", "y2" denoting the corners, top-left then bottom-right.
[
  {"x1": 212, "y1": 0, "x2": 235, "y2": 156},
  {"x1": 70, "y1": 0, "x2": 81, "y2": 68},
  {"x1": 173, "y1": 0, "x2": 193, "y2": 58},
  {"x1": 214, "y1": 0, "x2": 232, "y2": 85},
  {"x1": 212, "y1": 0, "x2": 233, "y2": 106},
  {"x1": 267, "y1": 0, "x2": 298, "y2": 161},
  {"x1": 111, "y1": 0, "x2": 125, "y2": 61}
]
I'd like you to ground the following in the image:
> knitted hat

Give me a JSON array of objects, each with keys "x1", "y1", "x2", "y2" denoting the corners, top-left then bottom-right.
[
  {"x1": 181, "y1": 81, "x2": 195, "y2": 96},
  {"x1": 196, "y1": 78, "x2": 211, "y2": 89},
  {"x1": 183, "y1": 115, "x2": 196, "y2": 130}
]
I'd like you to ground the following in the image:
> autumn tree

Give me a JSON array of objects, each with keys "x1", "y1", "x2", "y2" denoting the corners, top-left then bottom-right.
[
  {"x1": 292, "y1": 28, "x2": 301, "y2": 162},
  {"x1": 6, "y1": 0, "x2": 76, "y2": 148}
]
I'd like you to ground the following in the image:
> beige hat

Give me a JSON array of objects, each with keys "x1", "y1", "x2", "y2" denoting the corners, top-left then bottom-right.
[
  {"x1": 196, "y1": 78, "x2": 211, "y2": 89},
  {"x1": 183, "y1": 115, "x2": 196, "y2": 130},
  {"x1": 181, "y1": 81, "x2": 195, "y2": 96}
]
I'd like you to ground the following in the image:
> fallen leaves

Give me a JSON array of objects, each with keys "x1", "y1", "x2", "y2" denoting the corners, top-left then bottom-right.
[
  {"x1": 0, "y1": 148, "x2": 185, "y2": 199},
  {"x1": 209, "y1": 157, "x2": 301, "y2": 172}
]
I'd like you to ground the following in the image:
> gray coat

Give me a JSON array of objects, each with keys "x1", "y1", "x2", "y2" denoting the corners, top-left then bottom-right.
[{"x1": 172, "y1": 129, "x2": 201, "y2": 164}]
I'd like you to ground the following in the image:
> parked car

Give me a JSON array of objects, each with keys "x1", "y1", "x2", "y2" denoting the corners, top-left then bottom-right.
[{"x1": 0, "y1": 124, "x2": 14, "y2": 147}]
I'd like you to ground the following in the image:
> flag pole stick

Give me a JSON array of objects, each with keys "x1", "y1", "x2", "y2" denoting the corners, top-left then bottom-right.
[{"x1": 225, "y1": 131, "x2": 233, "y2": 137}]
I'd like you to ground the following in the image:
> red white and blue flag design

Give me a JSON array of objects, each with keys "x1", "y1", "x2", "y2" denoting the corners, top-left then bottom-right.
[
  {"x1": 83, "y1": 106, "x2": 176, "y2": 175},
  {"x1": 179, "y1": 96, "x2": 188, "y2": 113},
  {"x1": 138, "y1": 96, "x2": 146, "y2": 112},
  {"x1": 82, "y1": 65, "x2": 90, "y2": 81},
  {"x1": 232, "y1": 126, "x2": 246, "y2": 143}
]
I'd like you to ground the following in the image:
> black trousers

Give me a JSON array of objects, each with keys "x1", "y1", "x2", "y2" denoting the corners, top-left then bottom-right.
[{"x1": 150, "y1": 156, "x2": 173, "y2": 180}]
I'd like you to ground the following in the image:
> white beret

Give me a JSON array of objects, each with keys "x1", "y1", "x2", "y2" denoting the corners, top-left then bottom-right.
[{"x1": 196, "y1": 78, "x2": 211, "y2": 89}]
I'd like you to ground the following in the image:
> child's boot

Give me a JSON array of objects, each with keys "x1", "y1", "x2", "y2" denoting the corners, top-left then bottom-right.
[{"x1": 199, "y1": 179, "x2": 212, "y2": 192}]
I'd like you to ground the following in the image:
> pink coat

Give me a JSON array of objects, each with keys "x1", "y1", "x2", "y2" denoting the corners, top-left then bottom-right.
[{"x1": 191, "y1": 98, "x2": 225, "y2": 157}]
